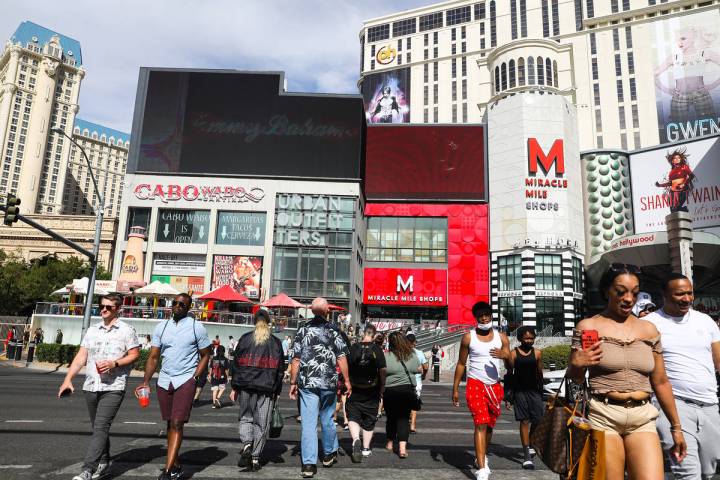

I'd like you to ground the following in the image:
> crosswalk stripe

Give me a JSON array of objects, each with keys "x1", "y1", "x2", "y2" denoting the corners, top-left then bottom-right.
[{"x1": 0, "y1": 465, "x2": 33, "y2": 469}]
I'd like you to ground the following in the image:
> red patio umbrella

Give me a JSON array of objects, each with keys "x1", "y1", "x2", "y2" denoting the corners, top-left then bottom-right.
[
  {"x1": 261, "y1": 293, "x2": 305, "y2": 308},
  {"x1": 198, "y1": 285, "x2": 253, "y2": 303}
]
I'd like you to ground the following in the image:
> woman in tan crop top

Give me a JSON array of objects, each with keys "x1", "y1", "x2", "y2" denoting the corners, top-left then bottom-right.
[{"x1": 567, "y1": 264, "x2": 686, "y2": 480}]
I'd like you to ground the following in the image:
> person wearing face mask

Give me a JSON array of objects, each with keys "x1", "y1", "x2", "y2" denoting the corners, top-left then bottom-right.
[
  {"x1": 644, "y1": 273, "x2": 720, "y2": 479},
  {"x1": 504, "y1": 326, "x2": 544, "y2": 470},
  {"x1": 568, "y1": 264, "x2": 687, "y2": 479},
  {"x1": 452, "y1": 301, "x2": 511, "y2": 480}
]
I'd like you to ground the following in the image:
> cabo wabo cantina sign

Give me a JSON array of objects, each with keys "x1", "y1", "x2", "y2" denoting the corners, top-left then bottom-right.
[
  {"x1": 364, "y1": 268, "x2": 447, "y2": 307},
  {"x1": 134, "y1": 183, "x2": 265, "y2": 203},
  {"x1": 525, "y1": 138, "x2": 567, "y2": 211}
]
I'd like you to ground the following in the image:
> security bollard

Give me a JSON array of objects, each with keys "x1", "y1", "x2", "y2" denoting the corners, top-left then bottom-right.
[
  {"x1": 26, "y1": 341, "x2": 36, "y2": 364},
  {"x1": 7, "y1": 340, "x2": 16, "y2": 360},
  {"x1": 14, "y1": 341, "x2": 23, "y2": 361},
  {"x1": 433, "y1": 363, "x2": 440, "y2": 382}
]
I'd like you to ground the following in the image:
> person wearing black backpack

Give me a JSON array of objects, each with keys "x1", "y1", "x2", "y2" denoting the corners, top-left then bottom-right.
[{"x1": 346, "y1": 324, "x2": 386, "y2": 463}]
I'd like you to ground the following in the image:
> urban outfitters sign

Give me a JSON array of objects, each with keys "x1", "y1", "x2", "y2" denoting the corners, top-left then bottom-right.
[{"x1": 274, "y1": 194, "x2": 350, "y2": 247}]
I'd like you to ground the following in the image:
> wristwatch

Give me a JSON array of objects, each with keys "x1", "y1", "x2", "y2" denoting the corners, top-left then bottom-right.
[{"x1": 114, "y1": 361, "x2": 119, "y2": 369}]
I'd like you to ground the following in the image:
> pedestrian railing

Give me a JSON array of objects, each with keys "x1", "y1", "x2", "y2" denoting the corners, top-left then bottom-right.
[{"x1": 32, "y1": 302, "x2": 304, "y2": 330}]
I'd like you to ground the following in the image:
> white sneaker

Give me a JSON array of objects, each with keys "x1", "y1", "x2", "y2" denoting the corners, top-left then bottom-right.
[
  {"x1": 91, "y1": 461, "x2": 110, "y2": 479},
  {"x1": 475, "y1": 467, "x2": 490, "y2": 480},
  {"x1": 528, "y1": 447, "x2": 536, "y2": 457}
]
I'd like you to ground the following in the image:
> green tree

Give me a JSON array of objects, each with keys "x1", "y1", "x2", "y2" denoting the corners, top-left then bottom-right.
[{"x1": 0, "y1": 252, "x2": 111, "y2": 316}]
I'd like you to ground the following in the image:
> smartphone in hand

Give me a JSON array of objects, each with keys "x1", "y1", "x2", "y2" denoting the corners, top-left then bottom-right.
[
  {"x1": 59, "y1": 388, "x2": 72, "y2": 398},
  {"x1": 581, "y1": 330, "x2": 599, "y2": 350}
]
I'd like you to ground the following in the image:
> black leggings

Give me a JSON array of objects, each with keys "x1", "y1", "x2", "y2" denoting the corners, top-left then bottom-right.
[{"x1": 384, "y1": 384, "x2": 414, "y2": 443}]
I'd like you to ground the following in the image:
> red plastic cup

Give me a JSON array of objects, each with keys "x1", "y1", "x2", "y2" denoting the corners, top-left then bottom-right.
[
  {"x1": 137, "y1": 386, "x2": 150, "y2": 408},
  {"x1": 95, "y1": 361, "x2": 104, "y2": 374}
]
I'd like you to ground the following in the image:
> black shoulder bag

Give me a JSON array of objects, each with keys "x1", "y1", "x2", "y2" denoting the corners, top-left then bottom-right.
[{"x1": 399, "y1": 358, "x2": 422, "y2": 411}]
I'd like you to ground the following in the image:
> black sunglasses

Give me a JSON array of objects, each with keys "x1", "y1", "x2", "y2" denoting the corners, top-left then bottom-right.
[
  {"x1": 172, "y1": 300, "x2": 189, "y2": 308},
  {"x1": 610, "y1": 263, "x2": 641, "y2": 274},
  {"x1": 99, "y1": 304, "x2": 117, "y2": 311}
]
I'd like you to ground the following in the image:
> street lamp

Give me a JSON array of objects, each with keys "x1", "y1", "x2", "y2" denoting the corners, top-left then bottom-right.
[{"x1": 51, "y1": 127, "x2": 105, "y2": 339}]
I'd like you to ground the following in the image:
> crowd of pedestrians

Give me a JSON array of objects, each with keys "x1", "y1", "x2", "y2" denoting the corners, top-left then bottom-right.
[{"x1": 52, "y1": 269, "x2": 720, "y2": 480}]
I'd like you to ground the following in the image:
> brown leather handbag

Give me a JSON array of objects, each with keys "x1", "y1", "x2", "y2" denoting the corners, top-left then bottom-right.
[{"x1": 530, "y1": 377, "x2": 591, "y2": 479}]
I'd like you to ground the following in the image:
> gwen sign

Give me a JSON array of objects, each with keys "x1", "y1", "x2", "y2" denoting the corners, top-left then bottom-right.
[{"x1": 363, "y1": 268, "x2": 447, "y2": 307}]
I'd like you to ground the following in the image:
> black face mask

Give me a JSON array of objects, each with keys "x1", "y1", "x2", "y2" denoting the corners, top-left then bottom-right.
[{"x1": 519, "y1": 342, "x2": 534, "y2": 351}]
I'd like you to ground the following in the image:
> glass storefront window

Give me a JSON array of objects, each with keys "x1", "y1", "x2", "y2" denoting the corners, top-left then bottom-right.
[
  {"x1": 535, "y1": 254, "x2": 562, "y2": 290},
  {"x1": 536, "y1": 297, "x2": 564, "y2": 334},
  {"x1": 572, "y1": 257, "x2": 583, "y2": 292},
  {"x1": 367, "y1": 216, "x2": 448, "y2": 263},
  {"x1": 126, "y1": 207, "x2": 151, "y2": 239},
  {"x1": 498, "y1": 255, "x2": 522, "y2": 291},
  {"x1": 156, "y1": 209, "x2": 210, "y2": 244},
  {"x1": 271, "y1": 247, "x2": 351, "y2": 300},
  {"x1": 499, "y1": 296, "x2": 523, "y2": 331},
  {"x1": 215, "y1": 211, "x2": 266, "y2": 246}
]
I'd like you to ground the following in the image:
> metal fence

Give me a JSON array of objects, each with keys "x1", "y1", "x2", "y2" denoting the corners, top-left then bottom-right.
[{"x1": 33, "y1": 302, "x2": 304, "y2": 329}]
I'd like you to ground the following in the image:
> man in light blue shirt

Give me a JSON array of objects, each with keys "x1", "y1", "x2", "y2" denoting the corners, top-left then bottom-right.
[{"x1": 138, "y1": 293, "x2": 211, "y2": 480}]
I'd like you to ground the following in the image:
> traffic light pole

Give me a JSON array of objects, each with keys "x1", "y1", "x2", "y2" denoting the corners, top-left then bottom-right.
[
  {"x1": 51, "y1": 128, "x2": 105, "y2": 340},
  {"x1": 0, "y1": 207, "x2": 93, "y2": 258}
]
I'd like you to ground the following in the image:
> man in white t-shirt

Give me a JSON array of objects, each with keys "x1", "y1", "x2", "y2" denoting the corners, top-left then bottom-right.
[{"x1": 645, "y1": 273, "x2": 720, "y2": 480}]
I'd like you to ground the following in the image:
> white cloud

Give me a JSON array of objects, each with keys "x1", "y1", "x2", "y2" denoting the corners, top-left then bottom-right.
[{"x1": 2, "y1": 0, "x2": 437, "y2": 133}]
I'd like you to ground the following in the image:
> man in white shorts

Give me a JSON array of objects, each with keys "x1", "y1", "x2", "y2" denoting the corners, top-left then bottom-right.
[{"x1": 645, "y1": 273, "x2": 720, "y2": 479}]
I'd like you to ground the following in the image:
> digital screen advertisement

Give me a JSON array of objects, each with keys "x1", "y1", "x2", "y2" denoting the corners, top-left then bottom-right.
[
  {"x1": 132, "y1": 69, "x2": 365, "y2": 179},
  {"x1": 365, "y1": 125, "x2": 486, "y2": 201}
]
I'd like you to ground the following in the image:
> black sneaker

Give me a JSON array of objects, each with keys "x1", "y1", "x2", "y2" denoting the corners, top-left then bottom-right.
[
  {"x1": 251, "y1": 457, "x2": 261, "y2": 472},
  {"x1": 192, "y1": 399, "x2": 200, "y2": 407},
  {"x1": 156, "y1": 470, "x2": 171, "y2": 480},
  {"x1": 322, "y1": 451, "x2": 338, "y2": 468},
  {"x1": 300, "y1": 464, "x2": 317, "y2": 478},
  {"x1": 238, "y1": 443, "x2": 252, "y2": 468},
  {"x1": 169, "y1": 465, "x2": 184, "y2": 479},
  {"x1": 351, "y1": 439, "x2": 362, "y2": 463}
]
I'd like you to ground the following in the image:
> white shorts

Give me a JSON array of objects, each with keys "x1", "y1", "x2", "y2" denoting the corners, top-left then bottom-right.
[{"x1": 210, "y1": 384, "x2": 226, "y2": 392}]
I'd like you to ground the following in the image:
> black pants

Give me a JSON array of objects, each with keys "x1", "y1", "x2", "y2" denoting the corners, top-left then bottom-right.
[{"x1": 384, "y1": 385, "x2": 414, "y2": 443}]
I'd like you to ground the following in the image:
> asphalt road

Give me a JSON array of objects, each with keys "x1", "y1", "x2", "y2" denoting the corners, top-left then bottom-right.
[{"x1": 0, "y1": 363, "x2": 556, "y2": 479}]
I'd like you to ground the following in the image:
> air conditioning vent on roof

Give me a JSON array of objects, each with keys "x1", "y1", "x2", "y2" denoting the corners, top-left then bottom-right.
[
  {"x1": 68, "y1": 51, "x2": 73, "y2": 56},
  {"x1": 31, "y1": 36, "x2": 38, "y2": 42}
]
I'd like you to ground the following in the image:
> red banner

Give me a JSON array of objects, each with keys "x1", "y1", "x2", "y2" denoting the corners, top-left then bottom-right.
[{"x1": 364, "y1": 268, "x2": 447, "y2": 307}]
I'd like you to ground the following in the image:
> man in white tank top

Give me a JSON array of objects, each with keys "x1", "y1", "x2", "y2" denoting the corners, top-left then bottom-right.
[{"x1": 452, "y1": 301, "x2": 511, "y2": 480}]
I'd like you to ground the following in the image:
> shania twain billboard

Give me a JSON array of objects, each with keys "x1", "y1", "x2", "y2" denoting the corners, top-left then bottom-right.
[{"x1": 631, "y1": 135, "x2": 720, "y2": 235}]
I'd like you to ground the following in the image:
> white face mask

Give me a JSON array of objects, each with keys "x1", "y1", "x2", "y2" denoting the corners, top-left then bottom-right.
[{"x1": 476, "y1": 322, "x2": 493, "y2": 331}]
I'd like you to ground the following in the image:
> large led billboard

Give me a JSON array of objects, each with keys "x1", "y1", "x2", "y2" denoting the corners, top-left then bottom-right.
[
  {"x1": 365, "y1": 125, "x2": 486, "y2": 201},
  {"x1": 631, "y1": 135, "x2": 720, "y2": 234},
  {"x1": 129, "y1": 69, "x2": 365, "y2": 179},
  {"x1": 361, "y1": 68, "x2": 410, "y2": 124},
  {"x1": 652, "y1": 10, "x2": 720, "y2": 143},
  {"x1": 211, "y1": 255, "x2": 263, "y2": 299}
]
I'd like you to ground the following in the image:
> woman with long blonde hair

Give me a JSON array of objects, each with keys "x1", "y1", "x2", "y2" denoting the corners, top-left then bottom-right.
[{"x1": 230, "y1": 310, "x2": 285, "y2": 471}]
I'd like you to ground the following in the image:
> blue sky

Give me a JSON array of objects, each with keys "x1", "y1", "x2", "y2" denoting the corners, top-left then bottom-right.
[{"x1": 3, "y1": 0, "x2": 437, "y2": 133}]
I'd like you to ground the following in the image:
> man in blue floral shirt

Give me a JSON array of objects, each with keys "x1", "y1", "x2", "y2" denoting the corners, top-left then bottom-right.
[{"x1": 289, "y1": 297, "x2": 350, "y2": 478}]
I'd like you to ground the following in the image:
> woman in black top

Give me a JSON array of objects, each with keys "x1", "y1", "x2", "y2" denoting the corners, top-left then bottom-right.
[{"x1": 505, "y1": 326, "x2": 544, "y2": 469}]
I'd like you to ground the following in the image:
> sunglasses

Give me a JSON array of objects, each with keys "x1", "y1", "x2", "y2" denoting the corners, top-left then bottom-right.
[
  {"x1": 610, "y1": 263, "x2": 641, "y2": 274},
  {"x1": 172, "y1": 300, "x2": 189, "y2": 308},
  {"x1": 99, "y1": 304, "x2": 117, "y2": 311}
]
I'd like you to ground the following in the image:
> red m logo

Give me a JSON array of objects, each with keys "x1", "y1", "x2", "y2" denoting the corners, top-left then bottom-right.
[{"x1": 528, "y1": 138, "x2": 564, "y2": 175}]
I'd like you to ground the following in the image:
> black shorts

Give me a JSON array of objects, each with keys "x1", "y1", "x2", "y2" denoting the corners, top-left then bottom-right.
[
  {"x1": 196, "y1": 372, "x2": 208, "y2": 388},
  {"x1": 345, "y1": 388, "x2": 381, "y2": 431},
  {"x1": 513, "y1": 389, "x2": 544, "y2": 423}
]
